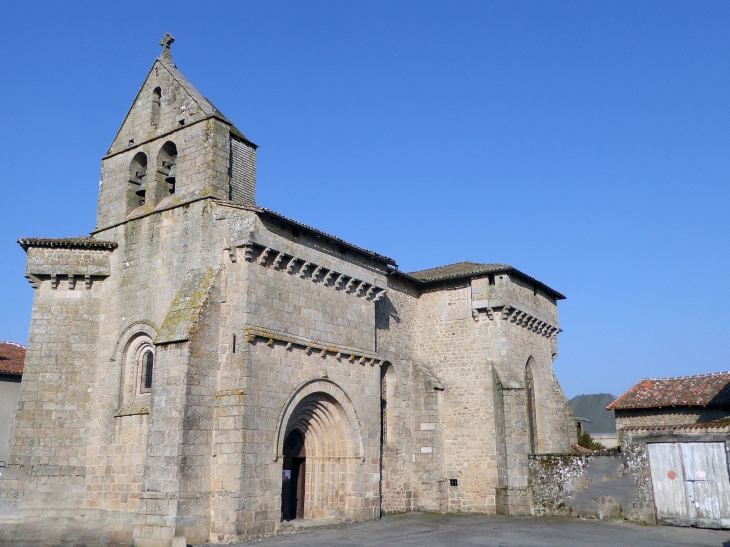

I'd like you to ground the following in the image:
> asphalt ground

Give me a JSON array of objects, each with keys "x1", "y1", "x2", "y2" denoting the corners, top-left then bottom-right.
[{"x1": 241, "y1": 513, "x2": 730, "y2": 547}]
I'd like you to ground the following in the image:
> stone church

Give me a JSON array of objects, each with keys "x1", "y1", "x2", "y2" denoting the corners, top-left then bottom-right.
[{"x1": 0, "y1": 36, "x2": 576, "y2": 546}]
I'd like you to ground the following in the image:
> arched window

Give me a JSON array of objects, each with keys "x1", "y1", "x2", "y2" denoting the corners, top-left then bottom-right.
[
  {"x1": 119, "y1": 332, "x2": 155, "y2": 406},
  {"x1": 381, "y1": 363, "x2": 395, "y2": 445},
  {"x1": 525, "y1": 358, "x2": 538, "y2": 454},
  {"x1": 127, "y1": 152, "x2": 148, "y2": 212},
  {"x1": 156, "y1": 141, "x2": 177, "y2": 199},
  {"x1": 141, "y1": 350, "x2": 154, "y2": 393},
  {"x1": 151, "y1": 87, "x2": 161, "y2": 127}
]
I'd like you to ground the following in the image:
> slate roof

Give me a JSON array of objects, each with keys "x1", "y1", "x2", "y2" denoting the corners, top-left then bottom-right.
[
  {"x1": 408, "y1": 261, "x2": 511, "y2": 281},
  {"x1": 406, "y1": 261, "x2": 565, "y2": 300},
  {"x1": 0, "y1": 341, "x2": 25, "y2": 375},
  {"x1": 569, "y1": 394, "x2": 617, "y2": 434},
  {"x1": 256, "y1": 207, "x2": 397, "y2": 266},
  {"x1": 18, "y1": 237, "x2": 118, "y2": 251},
  {"x1": 607, "y1": 372, "x2": 730, "y2": 411}
]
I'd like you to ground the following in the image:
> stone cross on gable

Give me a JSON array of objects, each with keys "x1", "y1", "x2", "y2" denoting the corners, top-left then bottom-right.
[{"x1": 160, "y1": 33, "x2": 175, "y2": 60}]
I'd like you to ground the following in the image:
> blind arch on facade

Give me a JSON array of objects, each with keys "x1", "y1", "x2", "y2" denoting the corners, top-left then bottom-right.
[{"x1": 525, "y1": 357, "x2": 538, "y2": 454}]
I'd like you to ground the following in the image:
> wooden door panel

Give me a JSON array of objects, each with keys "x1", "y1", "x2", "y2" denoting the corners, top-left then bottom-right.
[
  {"x1": 681, "y1": 442, "x2": 730, "y2": 527},
  {"x1": 648, "y1": 443, "x2": 689, "y2": 525}
]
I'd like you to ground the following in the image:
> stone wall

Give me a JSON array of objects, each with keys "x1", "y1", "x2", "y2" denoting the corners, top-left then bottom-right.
[
  {"x1": 529, "y1": 451, "x2": 646, "y2": 521},
  {"x1": 406, "y1": 271, "x2": 574, "y2": 516},
  {"x1": 98, "y1": 117, "x2": 233, "y2": 228},
  {"x1": 376, "y1": 276, "x2": 444, "y2": 514},
  {"x1": 615, "y1": 407, "x2": 730, "y2": 430},
  {"x1": 107, "y1": 59, "x2": 216, "y2": 157},
  {"x1": 1, "y1": 248, "x2": 108, "y2": 541},
  {"x1": 415, "y1": 281, "x2": 497, "y2": 513}
]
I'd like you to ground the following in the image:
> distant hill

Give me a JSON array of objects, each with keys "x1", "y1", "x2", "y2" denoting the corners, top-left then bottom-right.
[{"x1": 569, "y1": 393, "x2": 617, "y2": 434}]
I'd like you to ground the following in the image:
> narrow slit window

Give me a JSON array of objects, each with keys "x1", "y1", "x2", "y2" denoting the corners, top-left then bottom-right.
[
  {"x1": 232, "y1": 334, "x2": 236, "y2": 354},
  {"x1": 151, "y1": 87, "x2": 161, "y2": 127},
  {"x1": 141, "y1": 351, "x2": 154, "y2": 392}
]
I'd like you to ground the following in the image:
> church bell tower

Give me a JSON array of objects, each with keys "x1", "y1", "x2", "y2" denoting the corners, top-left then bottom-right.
[{"x1": 95, "y1": 34, "x2": 257, "y2": 231}]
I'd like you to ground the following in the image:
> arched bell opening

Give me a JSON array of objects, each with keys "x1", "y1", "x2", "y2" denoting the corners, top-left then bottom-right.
[
  {"x1": 279, "y1": 388, "x2": 360, "y2": 521},
  {"x1": 155, "y1": 141, "x2": 177, "y2": 203},
  {"x1": 127, "y1": 152, "x2": 148, "y2": 213}
]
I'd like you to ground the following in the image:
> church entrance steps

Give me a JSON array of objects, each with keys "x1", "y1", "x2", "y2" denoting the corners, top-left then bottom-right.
[{"x1": 277, "y1": 518, "x2": 348, "y2": 534}]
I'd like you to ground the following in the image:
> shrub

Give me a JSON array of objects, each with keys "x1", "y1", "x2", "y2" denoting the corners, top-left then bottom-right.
[{"x1": 577, "y1": 431, "x2": 606, "y2": 451}]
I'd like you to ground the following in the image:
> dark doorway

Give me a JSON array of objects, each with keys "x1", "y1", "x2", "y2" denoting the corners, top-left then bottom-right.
[{"x1": 281, "y1": 429, "x2": 306, "y2": 521}]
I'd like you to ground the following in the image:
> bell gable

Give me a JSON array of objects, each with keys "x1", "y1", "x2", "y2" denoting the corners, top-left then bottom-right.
[
  {"x1": 107, "y1": 56, "x2": 232, "y2": 157},
  {"x1": 95, "y1": 35, "x2": 257, "y2": 230}
]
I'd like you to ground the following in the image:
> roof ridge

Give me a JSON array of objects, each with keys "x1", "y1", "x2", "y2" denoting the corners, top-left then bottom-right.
[
  {"x1": 642, "y1": 371, "x2": 730, "y2": 381},
  {"x1": 403, "y1": 261, "x2": 565, "y2": 299},
  {"x1": 607, "y1": 371, "x2": 730, "y2": 411},
  {"x1": 256, "y1": 207, "x2": 396, "y2": 266},
  {"x1": 607, "y1": 380, "x2": 652, "y2": 410},
  {"x1": 0, "y1": 341, "x2": 26, "y2": 348},
  {"x1": 408, "y1": 260, "x2": 508, "y2": 273}
]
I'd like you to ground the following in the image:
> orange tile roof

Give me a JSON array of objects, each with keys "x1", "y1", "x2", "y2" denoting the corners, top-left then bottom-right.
[
  {"x1": 607, "y1": 371, "x2": 730, "y2": 410},
  {"x1": 0, "y1": 341, "x2": 25, "y2": 375}
]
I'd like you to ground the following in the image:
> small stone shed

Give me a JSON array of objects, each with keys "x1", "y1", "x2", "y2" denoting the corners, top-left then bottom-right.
[{"x1": 608, "y1": 372, "x2": 730, "y2": 528}]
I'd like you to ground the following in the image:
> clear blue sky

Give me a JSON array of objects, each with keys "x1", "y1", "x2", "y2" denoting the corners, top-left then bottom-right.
[{"x1": 1, "y1": 2, "x2": 728, "y2": 398}]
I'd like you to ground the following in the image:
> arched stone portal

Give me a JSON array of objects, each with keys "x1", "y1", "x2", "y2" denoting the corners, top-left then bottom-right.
[{"x1": 276, "y1": 380, "x2": 363, "y2": 521}]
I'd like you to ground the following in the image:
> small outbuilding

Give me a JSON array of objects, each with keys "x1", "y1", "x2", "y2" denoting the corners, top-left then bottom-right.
[{"x1": 608, "y1": 372, "x2": 730, "y2": 529}]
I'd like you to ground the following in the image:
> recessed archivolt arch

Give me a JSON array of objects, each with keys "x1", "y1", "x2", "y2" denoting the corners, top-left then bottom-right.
[
  {"x1": 525, "y1": 356, "x2": 539, "y2": 453},
  {"x1": 274, "y1": 379, "x2": 364, "y2": 461},
  {"x1": 110, "y1": 320, "x2": 158, "y2": 361}
]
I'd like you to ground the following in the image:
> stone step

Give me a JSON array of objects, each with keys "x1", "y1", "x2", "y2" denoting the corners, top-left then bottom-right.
[{"x1": 278, "y1": 518, "x2": 348, "y2": 533}]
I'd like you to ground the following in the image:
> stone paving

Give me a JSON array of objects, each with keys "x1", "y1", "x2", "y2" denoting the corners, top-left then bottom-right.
[{"x1": 241, "y1": 513, "x2": 730, "y2": 547}]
